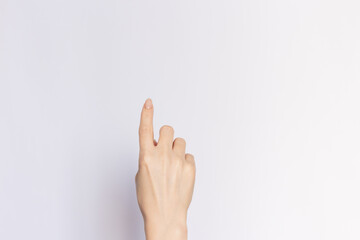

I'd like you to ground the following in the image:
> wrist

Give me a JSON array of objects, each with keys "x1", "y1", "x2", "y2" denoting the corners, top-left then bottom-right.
[{"x1": 144, "y1": 218, "x2": 188, "y2": 240}]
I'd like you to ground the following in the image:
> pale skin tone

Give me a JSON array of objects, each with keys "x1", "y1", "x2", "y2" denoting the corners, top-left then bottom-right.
[{"x1": 135, "y1": 98, "x2": 196, "y2": 240}]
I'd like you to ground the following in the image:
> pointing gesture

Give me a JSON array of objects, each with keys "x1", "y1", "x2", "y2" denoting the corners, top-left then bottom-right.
[
  {"x1": 138, "y1": 98, "x2": 155, "y2": 150},
  {"x1": 136, "y1": 98, "x2": 196, "y2": 240}
]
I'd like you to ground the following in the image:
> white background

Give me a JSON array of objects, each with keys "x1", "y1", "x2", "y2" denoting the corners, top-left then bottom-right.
[{"x1": 1, "y1": 0, "x2": 360, "y2": 239}]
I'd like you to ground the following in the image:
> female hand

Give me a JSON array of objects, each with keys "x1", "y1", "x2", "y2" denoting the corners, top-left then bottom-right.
[{"x1": 135, "y1": 98, "x2": 196, "y2": 240}]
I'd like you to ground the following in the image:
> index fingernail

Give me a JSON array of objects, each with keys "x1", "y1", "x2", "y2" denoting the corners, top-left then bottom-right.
[{"x1": 145, "y1": 98, "x2": 153, "y2": 109}]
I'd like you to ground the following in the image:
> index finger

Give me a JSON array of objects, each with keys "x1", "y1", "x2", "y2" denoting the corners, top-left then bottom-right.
[{"x1": 138, "y1": 98, "x2": 154, "y2": 150}]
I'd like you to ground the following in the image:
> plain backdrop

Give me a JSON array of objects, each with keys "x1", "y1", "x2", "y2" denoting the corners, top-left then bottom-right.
[{"x1": 1, "y1": 0, "x2": 360, "y2": 239}]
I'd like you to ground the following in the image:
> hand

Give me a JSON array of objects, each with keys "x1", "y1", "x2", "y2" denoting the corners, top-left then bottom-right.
[{"x1": 135, "y1": 98, "x2": 196, "y2": 240}]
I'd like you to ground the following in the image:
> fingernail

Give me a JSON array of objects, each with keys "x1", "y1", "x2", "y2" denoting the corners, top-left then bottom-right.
[{"x1": 145, "y1": 98, "x2": 153, "y2": 109}]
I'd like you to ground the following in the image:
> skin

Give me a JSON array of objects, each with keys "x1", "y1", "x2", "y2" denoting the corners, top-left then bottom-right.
[{"x1": 135, "y1": 98, "x2": 196, "y2": 240}]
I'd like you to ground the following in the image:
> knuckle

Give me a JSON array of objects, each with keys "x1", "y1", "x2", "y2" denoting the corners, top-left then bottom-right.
[
  {"x1": 174, "y1": 154, "x2": 183, "y2": 163},
  {"x1": 185, "y1": 154, "x2": 196, "y2": 169},
  {"x1": 138, "y1": 159, "x2": 149, "y2": 170},
  {"x1": 140, "y1": 148, "x2": 152, "y2": 158},
  {"x1": 143, "y1": 154, "x2": 153, "y2": 162},
  {"x1": 171, "y1": 157, "x2": 182, "y2": 168},
  {"x1": 160, "y1": 125, "x2": 174, "y2": 134},
  {"x1": 139, "y1": 126, "x2": 151, "y2": 135},
  {"x1": 174, "y1": 137, "x2": 186, "y2": 145},
  {"x1": 185, "y1": 153, "x2": 194, "y2": 161},
  {"x1": 158, "y1": 149, "x2": 170, "y2": 159},
  {"x1": 139, "y1": 154, "x2": 152, "y2": 168},
  {"x1": 184, "y1": 161, "x2": 196, "y2": 174}
]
